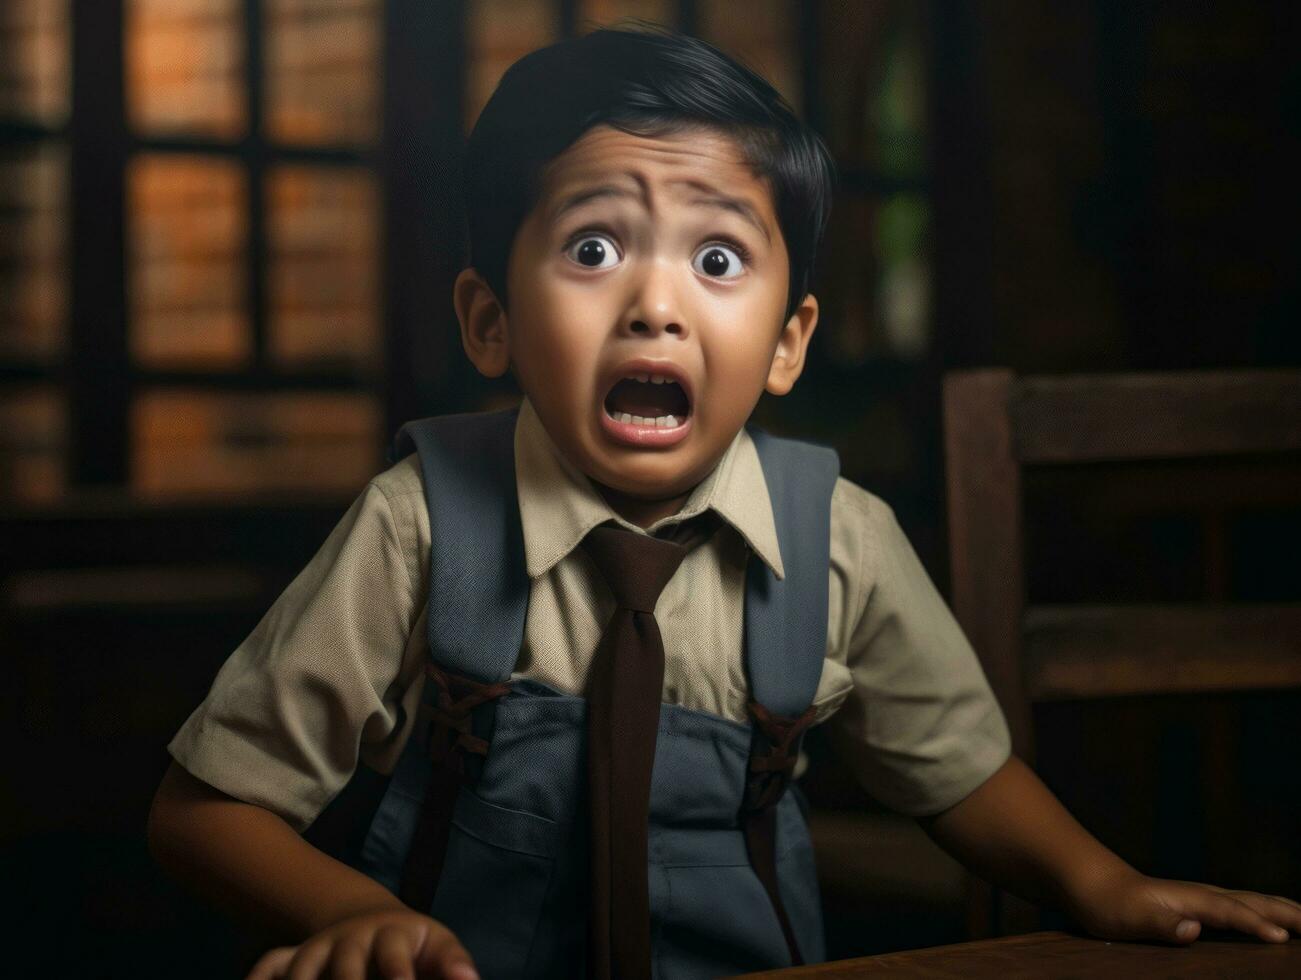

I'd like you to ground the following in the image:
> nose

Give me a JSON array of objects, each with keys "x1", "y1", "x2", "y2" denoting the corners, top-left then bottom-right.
[{"x1": 620, "y1": 256, "x2": 688, "y2": 339}]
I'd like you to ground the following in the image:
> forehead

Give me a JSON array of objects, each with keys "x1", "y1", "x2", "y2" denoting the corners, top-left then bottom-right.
[{"x1": 535, "y1": 125, "x2": 777, "y2": 233}]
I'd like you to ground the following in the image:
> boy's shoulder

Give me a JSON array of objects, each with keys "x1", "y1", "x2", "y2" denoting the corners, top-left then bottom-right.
[
  {"x1": 746, "y1": 426, "x2": 893, "y2": 528},
  {"x1": 831, "y1": 473, "x2": 895, "y2": 523},
  {"x1": 369, "y1": 450, "x2": 426, "y2": 507},
  {"x1": 829, "y1": 473, "x2": 906, "y2": 564}
]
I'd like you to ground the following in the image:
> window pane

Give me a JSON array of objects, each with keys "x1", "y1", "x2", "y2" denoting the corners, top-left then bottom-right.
[
  {"x1": 870, "y1": 6, "x2": 927, "y2": 180},
  {"x1": 576, "y1": 0, "x2": 674, "y2": 32},
  {"x1": 0, "y1": 386, "x2": 65, "y2": 503},
  {"x1": 126, "y1": 0, "x2": 245, "y2": 139},
  {"x1": 265, "y1": 0, "x2": 381, "y2": 146},
  {"x1": 697, "y1": 0, "x2": 800, "y2": 113},
  {"x1": 267, "y1": 166, "x2": 379, "y2": 371},
  {"x1": 128, "y1": 154, "x2": 250, "y2": 368},
  {"x1": 820, "y1": 192, "x2": 931, "y2": 365},
  {"x1": 819, "y1": 0, "x2": 926, "y2": 178},
  {"x1": 875, "y1": 193, "x2": 931, "y2": 359},
  {"x1": 131, "y1": 389, "x2": 380, "y2": 498},
  {"x1": 0, "y1": 143, "x2": 66, "y2": 361},
  {"x1": 466, "y1": 0, "x2": 557, "y2": 134},
  {"x1": 0, "y1": 0, "x2": 69, "y2": 124}
]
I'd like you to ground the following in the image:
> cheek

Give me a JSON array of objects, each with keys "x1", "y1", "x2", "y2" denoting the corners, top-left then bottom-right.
[
  {"x1": 706, "y1": 307, "x2": 781, "y2": 378},
  {"x1": 512, "y1": 310, "x2": 600, "y2": 392},
  {"x1": 539, "y1": 284, "x2": 614, "y2": 352},
  {"x1": 702, "y1": 278, "x2": 783, "y2": 334}
]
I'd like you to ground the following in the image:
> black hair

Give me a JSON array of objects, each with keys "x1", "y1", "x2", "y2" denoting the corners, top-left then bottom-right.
[{"x1": 463, "y1": 22, "x2": 837, "y2": 324}]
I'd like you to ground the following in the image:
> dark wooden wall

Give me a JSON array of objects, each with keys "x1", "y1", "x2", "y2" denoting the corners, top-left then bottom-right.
[{"x1": 1, "y1": 1, "x2": 1298, "y2": 973}]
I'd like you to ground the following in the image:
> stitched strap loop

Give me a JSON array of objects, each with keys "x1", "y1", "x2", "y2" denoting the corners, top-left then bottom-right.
[
  {"x1": 399, "y1": 665, "x2": 511, "y2": 913},
  {"x1": 742, "y1": 700, "x2": 817, "y2": 812},
  {"x1": 425, "y1": 663, "x2": 511, "y2": 763},
  {"x1": 739, "y1": 699, "x2": 818, "y2": 968}
]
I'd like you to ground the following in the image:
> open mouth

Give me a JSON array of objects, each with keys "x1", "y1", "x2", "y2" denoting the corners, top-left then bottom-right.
[{"x1": 602, "y1": 374, "x2": 692, "y2": 428}]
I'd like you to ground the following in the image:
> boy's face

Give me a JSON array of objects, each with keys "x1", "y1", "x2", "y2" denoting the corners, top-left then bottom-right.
[{"x1": 456, "y1": 124, "x2": 818, "y2": 526}]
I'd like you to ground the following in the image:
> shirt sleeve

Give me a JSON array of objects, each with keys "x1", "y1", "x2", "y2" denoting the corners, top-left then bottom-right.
[
  {"x1": 822, "y1": 478, "x2": 1012, "y2": 817},
  {"x1": 167, "y1": 459, "x2": 428, "y2": 832}
]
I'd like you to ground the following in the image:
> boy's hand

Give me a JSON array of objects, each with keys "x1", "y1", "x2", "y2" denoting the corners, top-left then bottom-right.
[
  {"x1": 921, "y1": 756, "x2": 1300, "y2": 948},
  {"x1": 1073, "y1": 867, "x2": 1301, "y2": 945},
  {"x1": 245, "y1": 909, "x2": 478, "y2": 980}
]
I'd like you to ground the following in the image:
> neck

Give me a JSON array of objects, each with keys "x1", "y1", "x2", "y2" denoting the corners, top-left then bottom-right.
[{"x1": 595, "y1": 482, "x2": 692, "y2": 529}]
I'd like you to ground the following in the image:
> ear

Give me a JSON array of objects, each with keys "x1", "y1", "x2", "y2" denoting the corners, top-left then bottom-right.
[
  {"x1": 765, "y1": 292, "x2": 819, "y2": 396},
  {"x1": 454, "y1": 267, "x2": 511, "y2": 378}
]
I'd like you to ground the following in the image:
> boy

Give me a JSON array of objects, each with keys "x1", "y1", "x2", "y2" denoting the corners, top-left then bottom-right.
[{"x1": 148, "y1": 24, "x2": 1299, "y2": 980}]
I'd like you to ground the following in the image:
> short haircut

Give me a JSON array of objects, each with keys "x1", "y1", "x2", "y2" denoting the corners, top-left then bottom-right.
[{"x1": 463, "y1": 22, "x2": 837, "y2": 323}]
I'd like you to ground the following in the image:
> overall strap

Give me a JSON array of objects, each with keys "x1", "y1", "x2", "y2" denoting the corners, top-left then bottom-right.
[
  {"x1": 392, "y1": 406, "x2": 530, "y2": 683},
  {"x1": 388, "y1": 407, "x2": 528, "y2": 911},
  {"x1": 743, "y1": 424, "x2": 838, "y2": 714},
  {"x1": 740, "y1": 424, "x2": 840, "y2": 967}
]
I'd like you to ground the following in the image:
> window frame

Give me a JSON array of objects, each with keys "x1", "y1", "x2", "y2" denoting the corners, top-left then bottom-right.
[{"x1": 1, "y1": 0, "x2": 944, "y2": 502}]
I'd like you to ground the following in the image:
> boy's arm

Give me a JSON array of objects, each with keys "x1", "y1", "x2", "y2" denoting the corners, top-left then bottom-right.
[
  {"x1": 148, "y1": 761, "x2": 477, "y2": 978},
  {"x1": 917, "y1": 753, "x2": 1301, "y2": 944},
  {"x1": 147, "y1": 761, "x2": 403, "y2": 938}
]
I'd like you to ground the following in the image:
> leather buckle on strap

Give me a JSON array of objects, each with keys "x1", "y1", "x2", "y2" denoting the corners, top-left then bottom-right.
[
  {"x1": 742, "y1": 700, "x2": 818, "y2": 812},
  {"x1": 425, "y1": 663, "x2": 511, "y2": 765},
  {"x1": 399, "y1": 664, "x2": 511, "y2": 914},
  {"x1": 739, "y1": 699, "x2": 818, "y2": 968}
]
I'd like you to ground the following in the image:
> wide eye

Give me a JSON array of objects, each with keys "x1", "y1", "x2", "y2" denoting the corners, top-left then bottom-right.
[
  {"x1": 564, "y1": 233, "x2": 620, "y2": 270},
  {"x1": 692, "y1": 242, "x2": 746, "y2": 280}
]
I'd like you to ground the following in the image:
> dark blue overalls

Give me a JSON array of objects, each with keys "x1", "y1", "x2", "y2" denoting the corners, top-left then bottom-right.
[{"x1": 346, "y1": 408, "x2": 840, "y2": 979}]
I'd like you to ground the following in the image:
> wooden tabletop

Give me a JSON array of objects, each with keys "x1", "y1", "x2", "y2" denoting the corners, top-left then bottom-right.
[{"x1": 737, "y1": 931, "x2": 1301, "y2": 978}]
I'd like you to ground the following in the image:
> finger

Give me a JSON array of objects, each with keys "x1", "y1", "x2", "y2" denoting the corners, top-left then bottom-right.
[
  {"x1": 246, "y1": 947, "x2": 297, "y2": 980},
  {"x1": 1181, "y1": 891, "x2": 1291, "y2": 943},
  {"x1": 1232, "y1": 893, "x2": 1301, "y2": 933},
  {"x1": 373, "y1": 926, "x2": 417, "y2": 980},
  {"x1": 287, "y1": 938, "x2": 335, "y2": 980},
  {"x1": 411, "y1": 921, "x2": 478, "y2": 980},
  {"x1": 1243, "y1": 892, "x2": 1301, "y2": 918},
  {"x1": 327, "y1": 937, "x2": 370, "y2": 980},
  {"x1": 1187, "y1": 886, "x2": 1301, "y2": 928},
  {"x1": 1141, "y1": 902, "x2": 1200, "y2": 945}
]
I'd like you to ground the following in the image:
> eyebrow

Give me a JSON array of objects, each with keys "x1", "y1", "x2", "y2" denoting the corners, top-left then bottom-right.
[{"x1": 550, "y1": 181, "x2": 772, "y2": 244}]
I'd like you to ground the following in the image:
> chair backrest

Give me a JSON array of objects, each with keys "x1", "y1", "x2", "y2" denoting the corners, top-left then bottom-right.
[
  {"x1": 942, "y1": 367, "x2": 1301, "y2": 762},
  {"x1": 942, "y1": 367, "x2": 1301, "y2": 939}
]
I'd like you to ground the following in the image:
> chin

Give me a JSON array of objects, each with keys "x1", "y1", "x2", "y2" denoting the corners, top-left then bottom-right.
[
  {"x1": 598, "y1": 471, "x2": 683, "y2": 500},
  {"x1": 592, "y1": 457, "x2": 694, "y2": 500}
]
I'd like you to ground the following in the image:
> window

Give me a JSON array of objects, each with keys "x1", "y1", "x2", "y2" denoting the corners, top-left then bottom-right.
[
  {"x1": 124, "y1": 0, "x2": 383, "y2": 499},
  {"x1": 0, "y1": 0, "x2": 385, "y2": 504},
  {"x1": 0, "y1": 1, "x2": 70, "y2": 502},
  {"x1": 0, "y1": 1, "x2": 935, "y2": 504},
  {"x1": 816, "y1": 1, "x2": 930, "y2": 366}
]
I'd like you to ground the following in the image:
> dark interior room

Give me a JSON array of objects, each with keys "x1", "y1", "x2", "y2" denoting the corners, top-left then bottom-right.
[{"x1": 1, "y1": 1, "x2": 1297, "y2": 975}]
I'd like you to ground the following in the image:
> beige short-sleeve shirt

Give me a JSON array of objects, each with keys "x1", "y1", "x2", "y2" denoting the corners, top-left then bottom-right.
[{"x1": 169, "y1": 397, "x2": 1011, "y2": 831}]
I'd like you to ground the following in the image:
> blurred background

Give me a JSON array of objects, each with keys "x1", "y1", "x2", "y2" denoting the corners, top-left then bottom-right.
[{"x1": 1, "y1": 0, "x2": 1297, "y2": 974}]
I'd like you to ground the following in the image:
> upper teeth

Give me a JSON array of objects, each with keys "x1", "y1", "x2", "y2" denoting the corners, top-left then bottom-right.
[
  {"x1": 627, "y1": 372, "x2": 674, "y2": 385},
  {"x1": 612, "y1": 412, "x2": 680, "y2": 427}
]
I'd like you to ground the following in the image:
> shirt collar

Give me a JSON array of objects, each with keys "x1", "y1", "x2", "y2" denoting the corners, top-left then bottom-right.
[{"x1": 514, "y1": 396, "x2": 785, "y2": 581}]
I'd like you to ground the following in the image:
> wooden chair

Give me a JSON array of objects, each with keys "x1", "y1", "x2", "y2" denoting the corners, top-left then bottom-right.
[{"x1": 941, "y1": 368, "x2": 1301, "y2": 937}]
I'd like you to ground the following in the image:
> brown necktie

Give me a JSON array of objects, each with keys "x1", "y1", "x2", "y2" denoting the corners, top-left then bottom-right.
[{"x1": 582, "y1": 516, "x2": 716, "y2": 980}]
